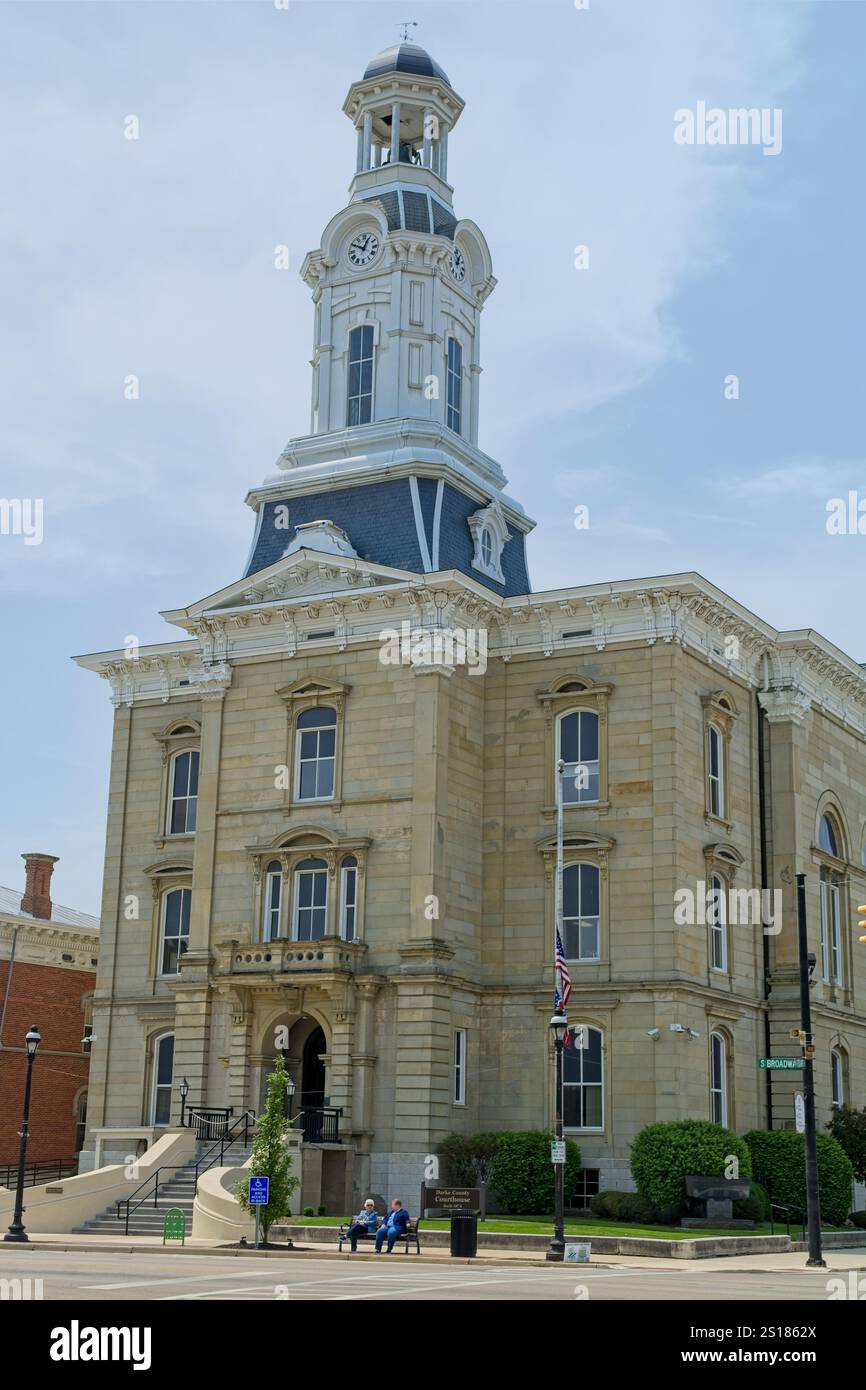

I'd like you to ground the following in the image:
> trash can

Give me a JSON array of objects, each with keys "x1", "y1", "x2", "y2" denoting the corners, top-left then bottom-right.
[{"x1": 450, "y1": 1211, "x2": 478, "y2": 1258}]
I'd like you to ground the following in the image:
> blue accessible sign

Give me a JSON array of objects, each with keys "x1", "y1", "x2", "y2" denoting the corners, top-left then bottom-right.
[{"x1": 248, "y1": 1175, "x2": 270, "y2": 1205}]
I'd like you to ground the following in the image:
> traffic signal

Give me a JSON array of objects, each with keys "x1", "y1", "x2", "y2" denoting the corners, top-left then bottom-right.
[{"x1": 858, "y1": 903, "x2": 866, "y2": 944}]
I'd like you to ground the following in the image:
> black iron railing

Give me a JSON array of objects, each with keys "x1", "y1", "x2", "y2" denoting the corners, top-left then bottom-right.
[
  {"x1": 293, "y1": 1107, "x2": 342, "y2": 1144},
  {"x1": 194, "y1": 1110, "x2": 256, "y2": 1192},
  {"x1": 185, "y1": 1107, "x2": 234, "y2": 1142},
  {"x1": 0, "y1": 1158, "x2": 77, "y2": 1189},
  {"x1": 116, "y1": 1168, "x2": 172, "y2": 1235}
]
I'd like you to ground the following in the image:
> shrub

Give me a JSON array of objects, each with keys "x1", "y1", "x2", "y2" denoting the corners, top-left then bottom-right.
[
  {"x1": 303, "y1": 1206, "x2": 315, "y2": 1218},
  {"x1": 733, "y1": 1180, "x2": 770, "y2": 1223},
  {"x1": 826, "y1": 1104, "x2": 866, "y2": 1184},
  {"x1": 438, "y1": 1132, "x2": 500, "y2": 1186},
  {"x1": 589, "y1": 1190, "x2": 658, "y2": 1223},
  {"x1": 849, "y1": 1209, "x2": 866, "y2": 1229},
  {"x1": 630, "y1": 1119, "x2": 752, "y2": 1211},
  {"x1": 744, "y1": 1130, "x2": 853, "y2": 1227},
  {"x1": 488, "y1": 1131, "x2": 581, "y2": 1215}
]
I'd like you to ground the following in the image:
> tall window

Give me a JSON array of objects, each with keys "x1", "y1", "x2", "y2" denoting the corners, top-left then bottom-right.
[
  {"x1": 294, "y1": 858, "x2": 328, "y2": 941},
  {"x1": 562, "y1": 863, "x2": 600, "y2": 961},
  {"x1": 558, "y1": 710, "x2": 600, "y2": 804},
  {"x1": 295, "y1": 707, "x2": 337, "y2": 802},
  {"x1": 819, "y1": 867, "x2": 842, "y2": 983},
  {"x1": 453, "y1": 1028, "x2": 466, "y2": 1105},
  {"x1": 707, "y1": 724, "x2": 724, "y2": 818},
  {"x1": 818, "y1": 814, "x2": 839, "y2": 857},
  {"x1": 563, "y1": 1026, "x2": 603, "y2": 1130},
  {"x1": 263, "y1": 860, "x2": 283, "y2": 941},
  {"x1": 710, "y1": 1032, "x2": 728, "y2": 1126},
  {"x1": 446, "y1": 336, "x2": 462, "y2": 434},
  {"x1": 168, "y1": 749, "x2": 199, "y2": 834},
  {"x1": 151, "y1": 1033, "x2": 174, "y2": 1126},
  {"x1": 347, "y1": 324, "x2": 374, "y2": 426},
  {"x1": 160, "y1": 886, "x2": 191, "y2": 975},
  {"x1": 831, "y1": 1049, "x2": 844, "y2": 1106},
  {"x1": 709, "y1": 875, "x2": 727, "y2": 972},
  {"x1": 341, "y1": 856, "x2": 357, "y2": 941},
  {"x1": 74, "y1": 1090, "x2": 88, "y2": 1152}
]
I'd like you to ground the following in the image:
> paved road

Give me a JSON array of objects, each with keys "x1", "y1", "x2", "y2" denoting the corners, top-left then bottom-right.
[{"x1": 0, "y1": 1250, "x2": 849, "y2": 1300}]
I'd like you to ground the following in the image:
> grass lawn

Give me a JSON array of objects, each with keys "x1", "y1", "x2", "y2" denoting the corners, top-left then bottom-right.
[{"x1": 287, "y1": 1214, "x2": 822, "y2": 1239}]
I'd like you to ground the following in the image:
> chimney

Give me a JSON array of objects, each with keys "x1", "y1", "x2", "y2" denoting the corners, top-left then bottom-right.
[{"x1": 21, "y1": 852, "x2": 59, "y2": 921}]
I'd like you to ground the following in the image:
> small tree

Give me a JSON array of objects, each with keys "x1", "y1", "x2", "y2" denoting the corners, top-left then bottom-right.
[
  {"x1": 235, "y1": 1056, "x2": 299, "y2": 1243},
  {"x1": 827, "y1": 1104, "x2": 866, "y2": 1185}
]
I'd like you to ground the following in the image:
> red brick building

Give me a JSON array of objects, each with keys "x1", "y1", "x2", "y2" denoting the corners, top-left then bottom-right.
[{"x1": 0, "y1": 854, "x2": 99, "y2": 1170}]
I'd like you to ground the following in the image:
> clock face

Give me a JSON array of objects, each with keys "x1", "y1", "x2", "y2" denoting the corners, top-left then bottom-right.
[
  {"x1": 448, "y1": 246, "x2": 467, "y2": 283},
  {"x1": 347, "y1": 230, "x2": 380, "y2": 268}
]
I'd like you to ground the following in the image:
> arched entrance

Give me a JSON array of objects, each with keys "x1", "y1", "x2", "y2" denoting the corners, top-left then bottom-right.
[{"x1": 301, "y1": 1026, "x2": 327, "y2": 1110}]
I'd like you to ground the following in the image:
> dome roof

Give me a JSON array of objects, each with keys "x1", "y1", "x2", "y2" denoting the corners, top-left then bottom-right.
[{"x1": 363, "y1": 43, "x2": 451, "y2": 87}]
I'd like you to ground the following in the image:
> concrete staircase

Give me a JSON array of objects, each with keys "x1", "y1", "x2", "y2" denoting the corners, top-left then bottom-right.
[{"x1": 72, "y1": 1138, "x2": 253, "y2": 1238}]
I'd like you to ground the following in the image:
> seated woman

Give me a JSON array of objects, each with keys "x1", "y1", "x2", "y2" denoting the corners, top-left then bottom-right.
[{"x1": 345, "y1": 1199, "x2": 379, "y2": 1252}]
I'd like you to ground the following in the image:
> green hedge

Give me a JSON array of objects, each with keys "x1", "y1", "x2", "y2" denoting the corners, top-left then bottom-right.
[
  {"x1": 589, "y1": 1190, "x2": 659, "y2": 1223},
  {"x1": 744, "y1": 1130, "x2": 853, "y2": 1227},
  {"x1": 733, "y1": 1180, "x2": 770, "y2": 1223},
  {"x1": 437, "y1": 1132, "x2": 499, "y2": 1186},
  {"x1": 488, "y1": 1131, "x2": 581, "y2": 1215},
  {"x1": 630, "y1": 1119, "x2": 752, "y2": 1210}
]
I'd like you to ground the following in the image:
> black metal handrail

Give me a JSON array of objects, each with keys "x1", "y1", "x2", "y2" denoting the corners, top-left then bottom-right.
[
  {"x1": 194, "y1": 1109, "x2": 256, "y2": 1192},
  {"x1": 185, "y1": 1107, "x2": 234, "y2": 1142},
  {"x1": 767, "y1": 1199, "x2": 807, "y2": 1241},
  {"x1": 292, "y1": 1106, "x2": 342, "y2": 1144},
  {"x1": 116, "y1": 1167, "x2": 173, "y2": 1235},
  {"x1": 0, "y1": 1158, "x2": 77, "y2": 1189}
]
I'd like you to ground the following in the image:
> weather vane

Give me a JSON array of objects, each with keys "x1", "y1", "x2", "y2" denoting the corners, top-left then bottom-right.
[{"x1": 397, "y1": 21, "x2": 418, "y2": 43}]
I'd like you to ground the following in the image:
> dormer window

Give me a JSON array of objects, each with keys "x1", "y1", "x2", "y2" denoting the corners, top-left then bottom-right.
[
  {"x1": 468, "y1": 499, "x2": 511, "y2": 584},
  {"x1": 347, "y1": 324, "x2": 374, "y2": 426},
  {"x1": 480, "y1": 528, "x2": 493, "y2": 568}
]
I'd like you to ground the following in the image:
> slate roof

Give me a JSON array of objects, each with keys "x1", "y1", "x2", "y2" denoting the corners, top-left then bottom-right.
[{"x1": 363, "y1": 43, "x2": 451, "y2": 87}]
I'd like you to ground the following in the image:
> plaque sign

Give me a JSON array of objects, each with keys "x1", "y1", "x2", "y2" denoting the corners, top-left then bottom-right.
[{"x1": 420, "y1": 1183, "x2": 486, "y2": 1217}]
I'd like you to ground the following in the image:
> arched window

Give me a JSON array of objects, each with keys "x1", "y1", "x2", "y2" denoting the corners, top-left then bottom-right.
[
  {"x1": 168, "y1": 749, "x2": 199, "y2": 835},
  {"x1": 710, "y1": 1032, "x2": 728, "y2": 1126},
  {"x1": 295, "y1": 707, "x2": 337, "y2": 802},
  {"x1": 263, "y1": 860, "x2": 283, "y2": 941},
  {"x1": 831, "y1": 1049, "x2": 845, "y2": 1106},
  {"x1": 563, "y1": 1026, "x2": 603, "y2": 1130},
  {"x1": 341, "y1": 855, "x2": 358, "y2": 942},
  {"x1": 709, "y1": 875, "x2": 727, "y2": 972},
  {"x1": 446, "y1": 336, "x2": 462, "y2": 434},
  {"x1": 819, "y1": 866, "x2": 842, "y2": 983},
  {"x1": 706, "y1": 724, "x2": 724, "y2": 819},
  {"x1": 818, "y1": 814, "x2": 839, "y2": 857},
  {"x1": 294, "y1": 858, "x2": 328, "y2": 941},
  {"x1": 160, "y1": 886, "x2": 191, "y2": 975},
  {"x1": 150, "y1": 1033, "x2": 175, "y2": 1126},
  {"x1": 480, "y1": 527, "x2": 493, "y2": 569},
  {"x1": 347, "y1": 325, "x2": 374, "y2": 426},
  {"x1": 557, "y1": 709, "x2": 600, "y2": 804},
  {"x1": 562, "y1": 864, "x2": 600, "y2": 960}
]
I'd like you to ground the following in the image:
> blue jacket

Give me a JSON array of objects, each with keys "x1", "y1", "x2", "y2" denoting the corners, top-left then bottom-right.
[
  {"x1": 354, "y1": 1209, "x2": 379, "y2": 1230},
  {"x1": 384, "y1": 1206, "x2": 410, "y2": 1233}
]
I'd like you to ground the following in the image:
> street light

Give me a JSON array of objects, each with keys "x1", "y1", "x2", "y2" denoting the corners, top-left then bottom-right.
[
  {"x1": 4, "y1": 1024, "x2": 42, "y2": 1244},
  {"x1": 179, "y1": 1076, "x2": 190, "y2": 1128},
  {"x1": 285, "y1": 1075, "x2": 296, "y2": 1122},
  {"x1": 547, "y1": 1007, "x2": 568, "y2": 1263}
]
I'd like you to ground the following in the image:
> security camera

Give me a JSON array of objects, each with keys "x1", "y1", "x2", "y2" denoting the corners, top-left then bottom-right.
[
  {"x1": 670, "y1": 1023, "x2": 686, "y2": 1034},
  {"x1": 687, "y1": 1028, "x2": 701, "y2": 1041},
  {"x1": 646, "y1": 1028, "x2": 660, "y2": 1040}
]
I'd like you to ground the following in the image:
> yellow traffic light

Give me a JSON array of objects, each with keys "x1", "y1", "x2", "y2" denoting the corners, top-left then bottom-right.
[{"x1": 857, "y1": 903, "x2": 866, "y2": 943}]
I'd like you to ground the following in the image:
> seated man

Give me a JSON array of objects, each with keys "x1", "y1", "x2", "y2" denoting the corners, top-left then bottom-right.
[
  {"x1": 374, "y1": 1198, "x2": 410, "y2": 1254},
  {"x1": 345, "y1": 1198, "x2": 379, "y2": 1253}
]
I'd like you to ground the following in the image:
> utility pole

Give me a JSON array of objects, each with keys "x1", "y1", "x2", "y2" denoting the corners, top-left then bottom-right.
[{"x1": 796, "y1": 873, "x2": 825, "y2": 1268}]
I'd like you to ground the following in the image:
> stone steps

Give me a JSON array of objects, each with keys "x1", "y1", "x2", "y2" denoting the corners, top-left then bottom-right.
[{"x1": 72, "y1": 1141, "x2": 253, "y2": 1236}]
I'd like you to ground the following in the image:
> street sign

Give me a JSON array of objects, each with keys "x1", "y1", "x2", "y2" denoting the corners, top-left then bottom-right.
[
  {"x1": 248, "y1": 1175, "x2": 270, "y2": 1205},
  {"x1": 794, "y1": 1092, "x2": 806, "y2": 1134},
  {"x1": 759, "y1": 1057, "x2": 805, "y2": 1070},
  {"x1": 551, "y1": 1141, "x2": 566, "y2": 1165},
  {"x1": 565, "y1": 1241, "x2": 591, "y2": 1264}
]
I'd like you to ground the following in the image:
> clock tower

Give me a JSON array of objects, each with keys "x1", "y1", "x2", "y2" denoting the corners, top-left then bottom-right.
[{"x1": 243, "y1": 41, "x2": 534, "y2": 597}]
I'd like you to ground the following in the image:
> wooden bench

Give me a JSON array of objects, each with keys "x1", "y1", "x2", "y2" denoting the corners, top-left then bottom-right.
[{"x1": 338, "y1": 1219, "x2": 421, "y2": 1254}]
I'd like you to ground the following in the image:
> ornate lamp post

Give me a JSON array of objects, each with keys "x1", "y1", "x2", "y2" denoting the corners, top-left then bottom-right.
[
  {"x1": 285, "y1": 1075, "x2": 296, "y2": 1122},
  {"x1": 179, "y1": 1076, "x2": 190, "y2": 1128},
  {"x1": 547, "y1": 1007, "x2": 568, "y2": 1262},
  {"x1": 4, "y1": 1024, "x2": 42, "y2": 1244}
]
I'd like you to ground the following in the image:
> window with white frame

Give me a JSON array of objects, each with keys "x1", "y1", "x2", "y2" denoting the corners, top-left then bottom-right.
[
  {"x1": 295, "y1": 707, "x2": 337, "y2": 802},
  {"x1": 557, "y1": 710, "x2": 600, "y2": 805},
  {"x1": 160, "y1": 886, "x2": 191, "y2": 975},
  {"x1": 262, "y1": 860, "x2": 283, "y2": 941},
  {"x1": 167, "y1": 749, "x2": 199, "y2": 835},
  {"x1": 709, "y1": 874, "x2": 727, "y2": 972},
  {"x1": 819, "y1": 866, "x2": 842, "y2": 983},
  {"x1": 446, "y1": 336, "x2": 462, "y2": 434},
  {"x1": 340, "y1": 856, "x2": 357, "y2": 941},
  {"x1": 818, "y1": 813, "x2": 839, "y2": 857},
  {"x1": 707, "y1": 724, "x2": 724, "y2": 819},
  {"x1": 563, "y1": 1026, "x2": 603, "y2": 1130},
  {"x1": 294, "y1": 858, "x2": 328, "y2": 941},
  {"x1": 453, "y1": 1028, "x2": 466, "y2": 1105},
  {"x1": 347, "y1": 324, "x2": 374, "y2": 426},
  {"x1": 831, "y1": 1049, "x2": 844, "y2": 1106},
  {"x1": 710, "y1": 1032, "x2": 728, "y2": 1126},
  {"x1": 151, "y1": 1033, "x2": 175, "y2": 1126},
  {"x1": 561, "y1": 863, "x2": 600, "y2": 961}
]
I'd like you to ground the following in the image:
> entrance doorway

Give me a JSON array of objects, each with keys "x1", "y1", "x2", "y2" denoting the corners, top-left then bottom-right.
[{"x1": 301, "y1": 1027, "x2": 326, "y2": 1110}]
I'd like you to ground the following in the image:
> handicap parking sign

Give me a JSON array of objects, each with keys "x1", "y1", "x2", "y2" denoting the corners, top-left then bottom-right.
[{"x1": 248, "y1": 1175, "x2": 270, "y2": 1205}]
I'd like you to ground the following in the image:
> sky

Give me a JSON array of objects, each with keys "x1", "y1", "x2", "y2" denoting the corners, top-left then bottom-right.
[{"x1": 0, "y1": 0, "x2": 863, "y2": 915}]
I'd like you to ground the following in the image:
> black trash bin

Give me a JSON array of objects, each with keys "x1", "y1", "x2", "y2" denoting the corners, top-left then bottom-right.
[{"x1": 450, "y1": 1211, "x2": 478, "y2": 1258}]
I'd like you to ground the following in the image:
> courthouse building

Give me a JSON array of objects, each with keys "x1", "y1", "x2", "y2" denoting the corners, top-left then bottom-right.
[{"x1": 76, "y1": 42, "x2": 866, "y2": 1201}]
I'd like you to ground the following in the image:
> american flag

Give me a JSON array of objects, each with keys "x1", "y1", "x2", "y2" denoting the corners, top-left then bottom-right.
[{"x1": 555, "y1": 927, "x2": 572, "y2": 1006}]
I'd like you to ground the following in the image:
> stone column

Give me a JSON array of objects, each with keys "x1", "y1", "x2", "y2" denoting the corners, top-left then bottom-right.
[
  {"x1": 440, "y1": 124, "x2": 449, "y2": 181},
  {"x1": 352, "y1": 979, "x2": 381, "y2": 1149},
  {"x1": 390, "y1": 102, "x2": 401, "y2": 164},
  {"x1": 408, "y1": 667, "x2": 453, "y2": 941},
  {"x1": 422, "y1": 108, "x2": 433, "y2": 168},
  {"x1": 362, "y1": 111, "x2": 373, "y2": 171},
  {"x1": 355, "y1": 125, "x2": 364, "y2": 173}
]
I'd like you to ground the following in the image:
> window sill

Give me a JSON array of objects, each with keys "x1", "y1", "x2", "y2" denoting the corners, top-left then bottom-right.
[
  {"x1": 704, "y1": 812, "x2": 733, "y2": 832},
  {"x1": 541, "y1": 801, "x2": 610, "y2": 818},
  {"x1": 154, "y1": 833, "x2": 196, "y2": 847},
  {"x1": 284, "y1": 799, "x2": 342, "y2": 814}
]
